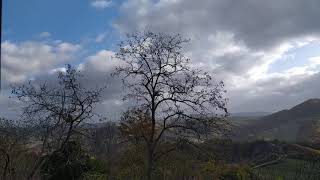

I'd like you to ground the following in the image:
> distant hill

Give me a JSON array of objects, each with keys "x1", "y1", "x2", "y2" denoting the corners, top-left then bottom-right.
[
  {"x1": 233, "y1": 99, "x2": 320, "y2": 142},
  {"x1": 231, "y1": 112, "x2": 271, "y2": 118},
  {"x1": 261, "y1": 99, "x2": 320, "y2": 121}
]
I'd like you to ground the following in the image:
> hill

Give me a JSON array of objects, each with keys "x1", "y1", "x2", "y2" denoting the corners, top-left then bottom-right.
[
  {"x1": 261, "y1": 98, "x2": 320, "y2": 121},
  {"x1": 231, "y1": 112, "x2": 271, "y2": 118},
  {"x1": 233, "y1": 99, "x2": 320, "y2": 142}
]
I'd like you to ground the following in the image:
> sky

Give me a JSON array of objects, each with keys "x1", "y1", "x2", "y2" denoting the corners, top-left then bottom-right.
[{"x1": 1, "y1": 0, "x2": 320, "y2": 120}]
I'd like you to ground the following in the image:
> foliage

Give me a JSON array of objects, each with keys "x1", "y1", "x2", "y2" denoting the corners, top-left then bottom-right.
[
  {"x1": 253, "y1": 159, "x2": 320, "y2": 180},
  {"x1": 40, "y1": 140, "x2": 110, "y2": 180},
  {"x1": 113, "y1": 144, "x2": 146, "y2": 179},
  {"x1": 40, "y1": 141, "x2": 91, "y2": 180},
  {"x1": 81, "y1": 158, "x2": 108, "y2": 180},
  {"x1": 201, "y1": 161, "x2": 253, "y2": 180},
  {"x1": 0, "y1": 118, "x2": 32, "y2": 180}
]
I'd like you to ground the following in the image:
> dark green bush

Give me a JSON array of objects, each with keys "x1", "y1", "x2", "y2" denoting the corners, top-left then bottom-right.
[{"x1": 40, "y1": 141, "x2": 92, "y2": 180}]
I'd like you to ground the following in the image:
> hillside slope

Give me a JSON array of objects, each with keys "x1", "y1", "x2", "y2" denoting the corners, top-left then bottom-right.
[{"x1": 234, "y1": 99, "x2": 320, "y2": 142}]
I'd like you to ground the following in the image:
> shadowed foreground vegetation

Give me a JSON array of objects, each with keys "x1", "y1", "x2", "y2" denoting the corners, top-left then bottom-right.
[{"x1": 1, "y1": 123, "x2": 320, "y2": 180}]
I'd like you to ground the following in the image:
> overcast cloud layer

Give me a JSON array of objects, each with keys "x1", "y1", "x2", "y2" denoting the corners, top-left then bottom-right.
[
  {"x1": 1, "y1": 0, "x2": 320, "y2": 120},
  {"x1": 115, "y1": 0, "x2": 320, "y2": 112}
]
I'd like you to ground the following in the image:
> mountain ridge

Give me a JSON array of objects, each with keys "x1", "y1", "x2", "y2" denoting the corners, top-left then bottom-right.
[
  {"x1": 261, "y1": 98, "x2": 320, "y2": 121},
  {"x1": 235, "y1": 98, "x2": 320, "y2": 142}
]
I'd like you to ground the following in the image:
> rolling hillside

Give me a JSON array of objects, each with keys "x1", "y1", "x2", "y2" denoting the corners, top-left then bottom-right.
[{"x1": 233, "y1": 99, "x2": 320, "y2": 142}]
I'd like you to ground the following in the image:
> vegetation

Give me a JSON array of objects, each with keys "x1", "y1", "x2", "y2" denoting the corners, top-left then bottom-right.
[{"x1": 253, "y1": 159, "x2": 320, "y2": 180}]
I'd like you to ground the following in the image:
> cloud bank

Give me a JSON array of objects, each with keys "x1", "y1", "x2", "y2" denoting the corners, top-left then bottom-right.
[{"x1": 114, "y1": 0, "x2": 320, "y2": 112}]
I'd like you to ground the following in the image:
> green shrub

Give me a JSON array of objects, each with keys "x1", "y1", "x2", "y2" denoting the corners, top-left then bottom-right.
[
  {"x1": 40, "y1": 141, "x2": 95, "y2": 180},
  {"x1": 201, "y1": 161, "x2": 253, "y2": 180}
]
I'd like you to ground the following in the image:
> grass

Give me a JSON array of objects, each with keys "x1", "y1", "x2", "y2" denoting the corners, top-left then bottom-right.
[{"x1": 253, "y1": 158, "x2": 320, "y2": 180}]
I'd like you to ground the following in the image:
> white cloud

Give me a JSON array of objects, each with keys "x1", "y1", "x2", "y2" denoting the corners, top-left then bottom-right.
[
  {"x1": 95, "y1": 33, "x2": 107, "y2": 43},
  {"x1": 91, "y1": 0, "x2": 112, "y2": 9},
  {"x1": 114, "y1": 0, "x2": 320, "y2": 112},
  {"x1": 86, "y1": 50, "x2": 122, "y2": 72},
  {"x1": 0, "y1": 40, "x2": 80, "y2": 119},
  {"x1": 49, "y1": 67, "x2": 67, "y2": 74},
  {"x1": 39, "y1": 32, "x2": 51, "y2": 38},
  {"x1": 1, "y1": 40, "x2": 80, "y2": 85},
  {"x1": 309, "y1": 56, "x2": 320, "y2": 67},
  {"x1": 56, "y1": 42, "x2": 81, "y2": 53}
]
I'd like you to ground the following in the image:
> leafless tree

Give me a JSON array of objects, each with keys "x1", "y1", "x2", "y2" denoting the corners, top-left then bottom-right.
[
  {"x1": 114, "y1": 32, "x2": 229, "y2": 179},
  {"x1": 11, "y1": 64, "x2": 102, "y2": 179}
]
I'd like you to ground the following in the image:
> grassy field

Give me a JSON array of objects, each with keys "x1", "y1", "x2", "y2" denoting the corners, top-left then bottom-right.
[{"x1": 253, "y1": 158, "x2": 320, "y2": 180}]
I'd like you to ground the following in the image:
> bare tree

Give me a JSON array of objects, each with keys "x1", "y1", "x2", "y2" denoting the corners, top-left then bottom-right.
[
  {"x1": 11, "y1": 64, "x2": 102, "y2": 179},
  {"x1": 114, "y1": 32, "x2": 229, "y2": 179}
]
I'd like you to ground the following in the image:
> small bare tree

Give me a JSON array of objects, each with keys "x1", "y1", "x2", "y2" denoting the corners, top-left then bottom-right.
[
  {"x1": 114, "y1": 32, "x2": 229, "y2": 179},
  {"x1": 12, "y1": 64, "x2": 102, "y2": 179}
]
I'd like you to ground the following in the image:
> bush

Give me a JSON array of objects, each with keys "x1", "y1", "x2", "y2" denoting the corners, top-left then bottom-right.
[
  {"x1": 40, "y1": 141, "x2": 95, "y2": 180},
  {"x1": 201, "y1": 161, "x2": 253, "y2": 180}
]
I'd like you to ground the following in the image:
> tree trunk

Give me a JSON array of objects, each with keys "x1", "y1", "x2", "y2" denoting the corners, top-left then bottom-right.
[
  {"x1": 146, "y1": 148, "x2": 154, "y2": 180},
  {"x1": 27, "y1": 156, "x2": 47, "y2": 180},
  {"x1": 2, "y1": 153, "x2": 9, "y2": 180},
  {"x1": 60, "y1": 121, "x2": 74, "y2": 150}
]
